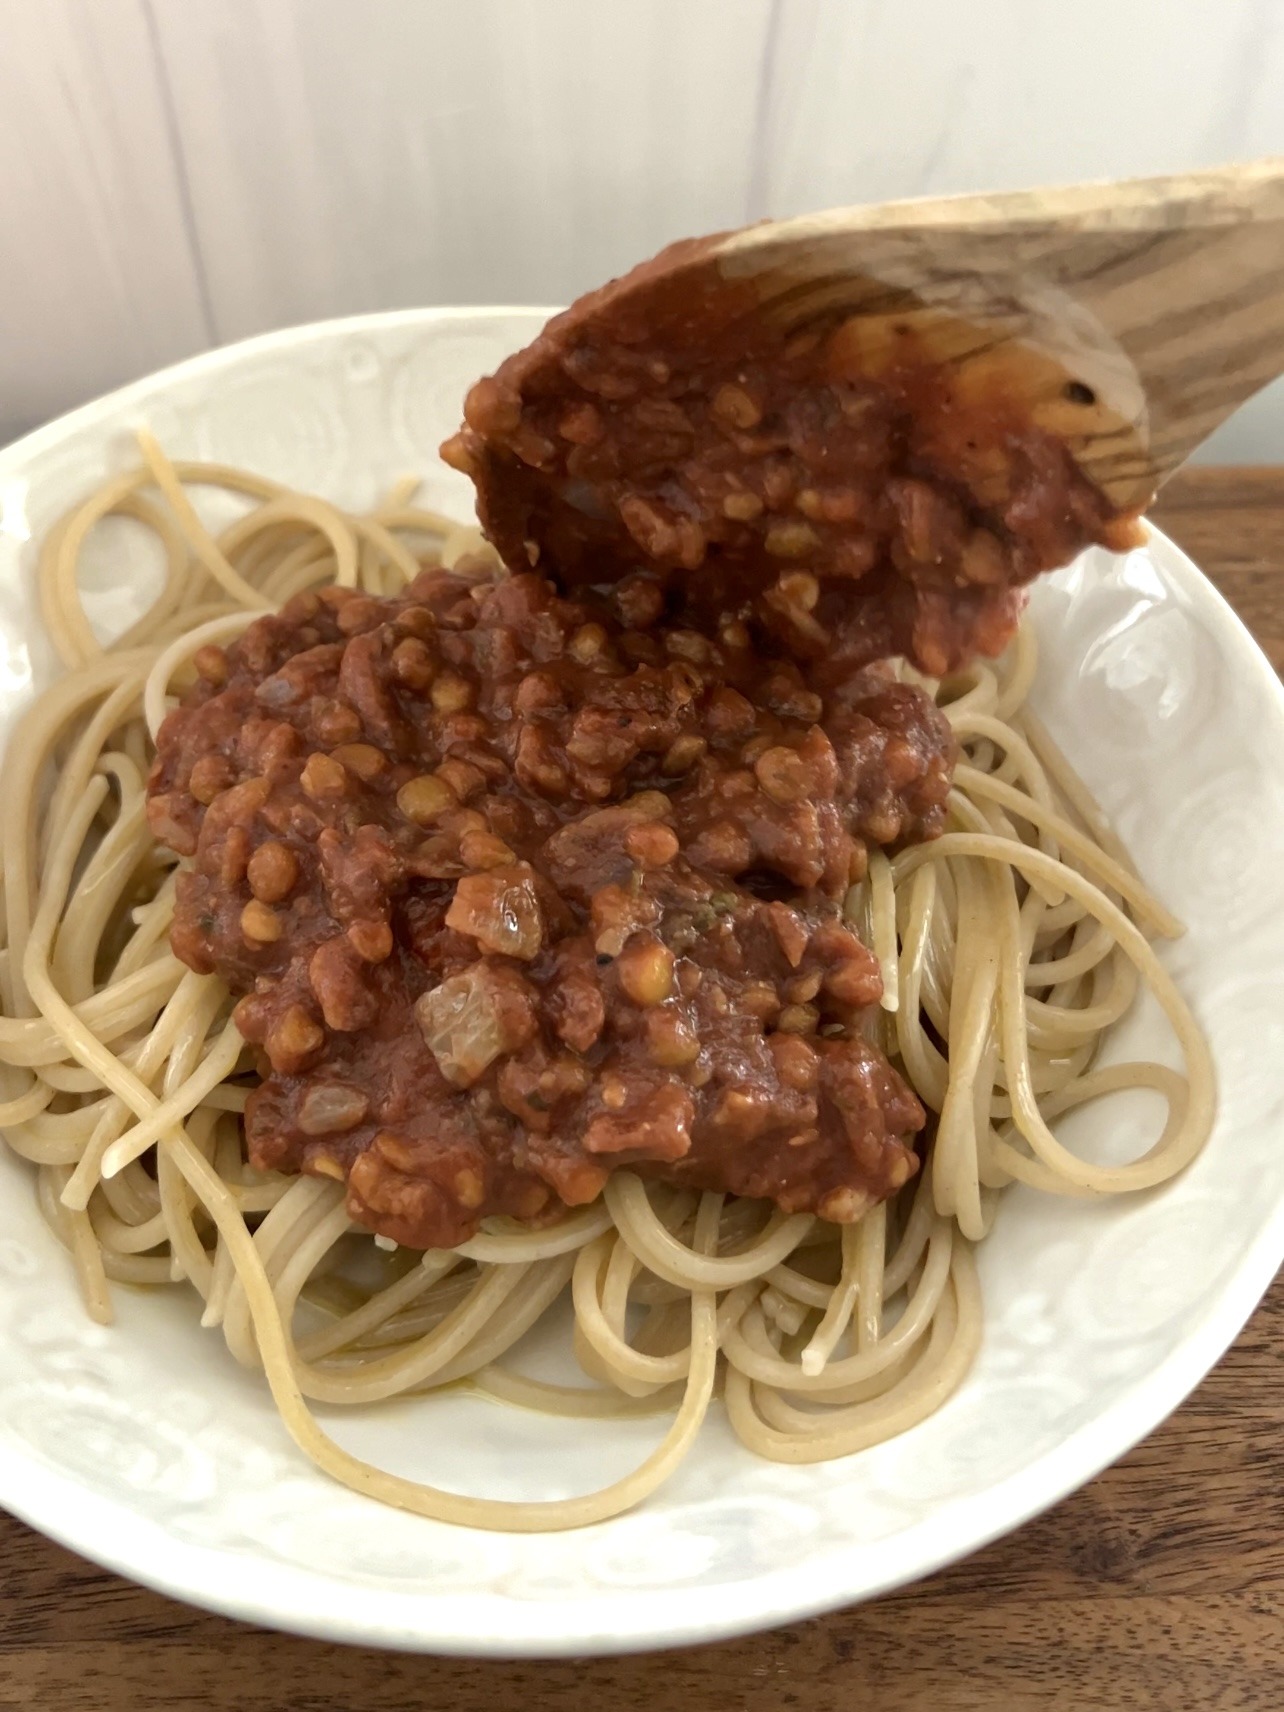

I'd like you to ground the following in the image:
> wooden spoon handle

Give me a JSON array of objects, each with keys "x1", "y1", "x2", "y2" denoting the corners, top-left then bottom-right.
[{"x1": 717, "y1": 160, "x2": 1284, "y2": 509}]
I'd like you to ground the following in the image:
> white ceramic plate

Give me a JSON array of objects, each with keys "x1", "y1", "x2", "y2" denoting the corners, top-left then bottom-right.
[{"x1": 2, "y1": 309, "x2": 1283, "y2": 1657}]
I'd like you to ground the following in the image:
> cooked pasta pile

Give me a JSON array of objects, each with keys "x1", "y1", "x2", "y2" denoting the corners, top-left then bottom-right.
[{"x1": 0, "y1": 436, "x2": 1213, "y2": 1529}]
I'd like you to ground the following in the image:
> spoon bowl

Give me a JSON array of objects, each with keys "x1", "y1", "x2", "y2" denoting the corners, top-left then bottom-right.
[{"x1": 451, "y1": 159, "x2": 1284, "y2": 538}]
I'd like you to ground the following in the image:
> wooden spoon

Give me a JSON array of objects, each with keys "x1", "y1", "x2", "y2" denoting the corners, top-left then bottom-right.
[
  {"x1": 453, "y1": 158, "x2": 1284, "y2": 521},
  {"x1": 708, "y1": 158, "x2": 1284, "y2": 512}
]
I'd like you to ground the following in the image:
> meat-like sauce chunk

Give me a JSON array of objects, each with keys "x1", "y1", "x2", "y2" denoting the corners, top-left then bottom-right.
[{"x1": 148, "y1": 566, "x2": 953, "y2": 1248}]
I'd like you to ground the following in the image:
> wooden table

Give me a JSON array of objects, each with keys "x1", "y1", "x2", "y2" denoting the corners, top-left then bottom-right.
[{"x1": 2, "y1": 467, "x2": 1282, "y2": 1712}]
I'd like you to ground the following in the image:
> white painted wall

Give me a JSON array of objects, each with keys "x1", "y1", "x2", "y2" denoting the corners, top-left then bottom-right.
[{"x1": 1, "y1": 0, "x2": 1282, "y2": 457}]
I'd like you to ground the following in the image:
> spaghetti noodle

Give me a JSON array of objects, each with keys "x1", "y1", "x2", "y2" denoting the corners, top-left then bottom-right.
[{"x1": 0, "y1": 435, "x2": 1214, "y2": 1529}]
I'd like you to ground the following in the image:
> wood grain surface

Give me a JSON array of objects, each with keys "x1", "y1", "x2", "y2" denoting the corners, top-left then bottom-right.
[{"x1": 1, "y1": 465, "x2": 1281, "y2": 1712}]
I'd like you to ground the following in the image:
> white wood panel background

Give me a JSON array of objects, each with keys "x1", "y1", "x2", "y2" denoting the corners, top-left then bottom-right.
[{"x1": 1, "y1": 0, "x2": 1282, "y2": 457}]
